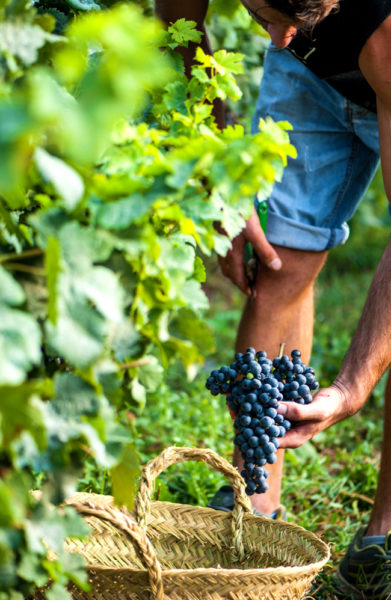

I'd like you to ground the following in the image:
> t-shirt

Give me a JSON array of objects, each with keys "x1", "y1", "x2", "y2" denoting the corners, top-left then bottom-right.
[{"x1": 287, "y1": 0, "x2": 391, "y2": 112}]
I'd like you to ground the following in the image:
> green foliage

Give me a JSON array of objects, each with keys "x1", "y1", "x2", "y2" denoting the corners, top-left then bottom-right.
[
  {"x1": 206, "y1": 2, "x2": 269, "y2": 128},
  {"x1": 0, "y1": 0, "x2": 295, "y2": 597},
  {"x1": 0, "y1": 472, "x2": 90, "y2": 599}
]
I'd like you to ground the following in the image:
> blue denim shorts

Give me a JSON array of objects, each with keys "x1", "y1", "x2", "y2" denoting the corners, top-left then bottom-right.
[{"x1": 252, "y1": 43, "x2": 380, "y2": 251}]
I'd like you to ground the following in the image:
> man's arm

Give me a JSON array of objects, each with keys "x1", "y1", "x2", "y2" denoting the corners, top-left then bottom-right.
[
  {"x1": 278, "y1": 238, "x2": 391, "y2": 448},
  {"x1": 359, "y1": 14, "x2": 391, "y2": 202},
  {"x1": 155, "y1": 0, "x2": 209, "y2": 23},
  {"x1": 278, "y1": 17, "x2": 391, "y2": 447},
  {"x1": 155, "y1": 0, "x2": 211, "y2": 75},
  {"x1": 155, "y1": 1, "x2": 227, "y2": 129}
]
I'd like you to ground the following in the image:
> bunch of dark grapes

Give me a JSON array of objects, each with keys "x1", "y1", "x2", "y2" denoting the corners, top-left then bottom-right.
[
  {"x1": 205, "y1": 348, "x2": 319, "y2": 496},
  {"x1": 273, "y1": 350, "x2": 319, "y2": 404}
]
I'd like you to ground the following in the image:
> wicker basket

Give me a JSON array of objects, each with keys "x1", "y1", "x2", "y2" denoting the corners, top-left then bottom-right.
[{"x1": 61, "y1": 446, "x2": 329, "y2": 600}]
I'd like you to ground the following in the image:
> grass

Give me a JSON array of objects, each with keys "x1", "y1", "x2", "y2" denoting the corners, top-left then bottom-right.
[{"x1": 132, "y1": 179, "x2": 390, "y2": 599}]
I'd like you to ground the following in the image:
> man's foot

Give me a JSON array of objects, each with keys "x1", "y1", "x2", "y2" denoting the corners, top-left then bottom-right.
[
  {"x1": 207, "y1": 485, "x2": 234, "y2": 513},
  {"x1": 207, "y1": 485, "x2": 286, "y2": 520},
  {"x1": 335, "y1": 527, "x2": 391, "y2": 599},
  {"x1": 253, "y1": 505, "x2": 287, "y2": 520}
]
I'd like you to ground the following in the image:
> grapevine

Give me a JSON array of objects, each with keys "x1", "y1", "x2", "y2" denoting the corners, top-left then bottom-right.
[
  {"x1": 0, "y1": 0, "x2": 297, "y2": 593},
  {"x1": 205, "y1": 347, "x2": 319, "y2": 496}
]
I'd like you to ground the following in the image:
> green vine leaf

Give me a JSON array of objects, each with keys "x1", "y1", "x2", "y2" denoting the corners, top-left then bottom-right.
[
  {"x1": 34, "y1": 149, "x2": 85, "y2": 211},
  {"x1": 138, "y1": 356, "x2": 163, "y2": 392},
  {"x1": 65, "y1": 0, "x2": 102, "y2": 11},
  {"x1": 0, "y1": 385, "x2": 47, "y2": 448},
  {"x1": 110, "y1": 445, "x2": 140, "y2": 510},
  {"x1": 0, "y1": 267, "x2": 41, "y2": 385},
  {"x1": 93, "y1": 193, "x2": 156, "y2": 230},
  {"x1": 167, "y1": 19, "x2": 203, "y2": 48},
  {"x1": 0, "y1": 21, "x2": 62, "y2": 70}
]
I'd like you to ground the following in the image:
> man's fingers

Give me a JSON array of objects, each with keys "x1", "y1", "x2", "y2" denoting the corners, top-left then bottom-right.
[
  {"x1": 268, "y1": 256, "x2": 283, "y2": 270},
  {"x1": 218, "y1": 255, "x2": 251, "y2": 296},
  {"x1": 217, "y1": 206, "x2": 284, "y2": 293},
  {"x1": 276, "y1": 387, "x2": 346, "y2": 448},
  {"x1": 277, "y1": 401, "x2": 323, "y2": 421},
  {"x1": 278, "y1": 423, "x2": 318, "y2": 449},
  {"x1": 254, "y1": 242, "x2": 282, "y2": 271},
  {"x1": 278, "y1": 393, "x2": 337, "y2": 422},
  {"x1": 245, "y1": 208, "x2": 282, "y2": 271}
]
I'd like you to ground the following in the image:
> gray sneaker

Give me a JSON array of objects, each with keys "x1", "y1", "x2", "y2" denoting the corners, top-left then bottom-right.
[
  {"x1": 207, "y1": 485, "x2": 286, "y2": 520},
  {"x1": 335, "y1": 527, "x2": 391, "y2": 599}
]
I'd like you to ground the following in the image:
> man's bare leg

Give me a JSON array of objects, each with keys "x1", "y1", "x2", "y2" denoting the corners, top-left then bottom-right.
[
  {"x1": 234, "y1": 245, "x2": 328, "y2": 515},
  {"x1": 366, "y1": 368, "x2": 391, "y2": 536}
]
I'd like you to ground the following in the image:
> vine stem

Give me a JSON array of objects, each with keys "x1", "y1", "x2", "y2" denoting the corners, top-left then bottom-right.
[
  {"x1": 278, "y1": 342, "x2": 285, "y2": 358},
  {"x1": 120, "y1": 357, "x2": 153, "y2": 370},
  {"x1": 0, "y1": 248, "x2": 44, "y2": 263},
  {"x1": 3, "y1": 263, "x2": 46, "y2": 276},
  {"x1": 80, "y1": 444, "x2": 95, "y2": 457},
  {"x1": 340, "y1": 489, "x2": 374, "y2": 505}
]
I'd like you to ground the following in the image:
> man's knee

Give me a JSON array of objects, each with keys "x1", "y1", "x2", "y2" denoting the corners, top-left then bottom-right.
[{"x1": 253, "y1": 246, "x2": 328, "y2": 302}]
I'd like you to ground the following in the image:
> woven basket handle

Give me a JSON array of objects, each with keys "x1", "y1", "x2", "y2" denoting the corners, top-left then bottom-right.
[
  {"x1": 68, "y1": 499, "x2": 164, "y2": 600},
  {"x1": 135, "y1": 446, "x2": 252, "y2": 561}
]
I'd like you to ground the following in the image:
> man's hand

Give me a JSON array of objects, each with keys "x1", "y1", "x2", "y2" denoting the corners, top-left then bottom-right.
[
  {"x1": 218, "y1": 207, "x2": 282, "y2": 295},
  {"x1": 277, "y1": 383, "x2": 355, "y2": 449}
]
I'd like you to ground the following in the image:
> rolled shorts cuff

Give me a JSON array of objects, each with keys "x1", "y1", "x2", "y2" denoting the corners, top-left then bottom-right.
[{"x1": 266, "y1": 209, "x2": 350, "y2": 251}]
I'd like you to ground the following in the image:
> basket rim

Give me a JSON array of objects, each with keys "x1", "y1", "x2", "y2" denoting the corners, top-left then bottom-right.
[
  {"x1": 69, "y1": 493, "x2": 331, "y2": 559},
  {"x1": 70, "y1": 493, "x2": 327, "y2": 543},
  {"x1": 72, "y1": 492, "x2": 328, "y2": 548},
  {"x1": 70, "y1": 496, "x2": 330, "y2": 576},
  {"x1": 85, "y1": 560, "x2": 330, "y2": 577}
]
